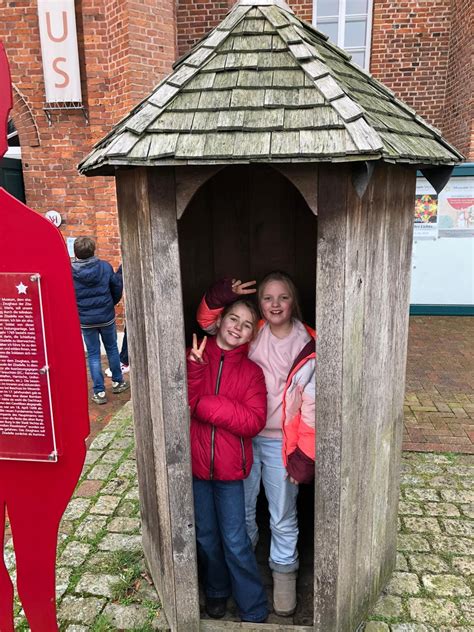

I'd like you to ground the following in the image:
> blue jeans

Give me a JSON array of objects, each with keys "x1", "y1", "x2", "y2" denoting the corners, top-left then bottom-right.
[
  {"x1": 82, "y1": 323, "x2": 122, "y2": 393},
  {"x1": 244, "y1": 436, "x2": 299, "y2": 573},
  {"x1": 193, "y1": 478, "x2": 268, "y2": 623}
]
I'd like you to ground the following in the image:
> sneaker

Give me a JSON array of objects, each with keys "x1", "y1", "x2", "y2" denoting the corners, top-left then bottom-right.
[
  {"x1": 105, "y1": 364, "x2": 129, "y2": 378},
  {"x1": 91, "y1": 391, "x2": 107, "y2": 405},
  {"x1": 112, "y1": 380, "x2": 130, "y2": 394}
]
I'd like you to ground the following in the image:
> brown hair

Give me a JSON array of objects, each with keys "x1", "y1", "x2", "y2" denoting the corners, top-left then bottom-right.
[
  {"x1": 258, "y1": 271, "x2": 302, "y2": 322},
  {"x1": 221, "y1": 299, "x2": 260, "y2": 336},
  {"x1": 74, "y1": 236, "x2": 96, "y2": 259}
]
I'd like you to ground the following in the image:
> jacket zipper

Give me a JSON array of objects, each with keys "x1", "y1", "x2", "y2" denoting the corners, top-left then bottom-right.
[
  {"x1": 240, "y1": 437, "x2": 246, "y2": 476},
  {"x1": 210, "y1": 351, "x2": 224, "y2": 480}
]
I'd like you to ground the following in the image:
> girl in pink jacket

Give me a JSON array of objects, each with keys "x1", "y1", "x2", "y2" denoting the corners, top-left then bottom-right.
[
  {"x1": 197, "y1": 272, "x2": 316, "y2": 617},
  {"x1": 188, "y1": 299, "x2": 268, "y2": 623}
]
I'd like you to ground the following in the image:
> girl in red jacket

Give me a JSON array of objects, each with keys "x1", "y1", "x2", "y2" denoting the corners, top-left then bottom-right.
[
  {"x1": 187, "y1": 299, "x2": 268, "y2": 623},
  {"x1": 197, "y1": 272, "x2": 316, "y2": 617}
]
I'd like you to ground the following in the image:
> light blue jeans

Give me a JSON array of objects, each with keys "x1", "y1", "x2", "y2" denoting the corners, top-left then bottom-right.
[{"x1": 244, "y1": 436, "x2": 299, "y2": 573}]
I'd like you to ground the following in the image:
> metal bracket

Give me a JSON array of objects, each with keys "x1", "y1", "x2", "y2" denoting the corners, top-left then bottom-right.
[{"x1": 43, "y1": 102, "x2": 89, "y2": 126}]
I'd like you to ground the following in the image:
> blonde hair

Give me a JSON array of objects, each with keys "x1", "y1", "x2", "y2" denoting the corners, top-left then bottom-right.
[{"x1": 258, "y1": 271, "x2": 302, "y2": 322}]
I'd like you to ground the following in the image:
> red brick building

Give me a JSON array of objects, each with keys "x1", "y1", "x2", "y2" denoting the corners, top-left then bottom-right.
[{"x1": 1, "y1": 0, "x2": 472, "y2": 267}]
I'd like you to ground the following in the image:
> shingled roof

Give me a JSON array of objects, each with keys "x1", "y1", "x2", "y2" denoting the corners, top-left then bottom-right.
[{"x1": 79, "y1": 0, "x2": 463, "y2": 176}]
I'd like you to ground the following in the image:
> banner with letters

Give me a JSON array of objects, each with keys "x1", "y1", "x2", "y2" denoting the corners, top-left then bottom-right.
[{"x1": 37, "y1": 0, "x2": 82, "y2": 103}]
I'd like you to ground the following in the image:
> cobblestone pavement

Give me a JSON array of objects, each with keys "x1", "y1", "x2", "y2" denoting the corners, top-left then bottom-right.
[
  {"x1": 86, "y1": 359, "x2": 132, "y2": 447},
  {"x1": 403, "y1": 317, "x2": 474, "y2": 453},
  {"x1": 6, "y1": 402, "x2": 472, "y2": 631}
]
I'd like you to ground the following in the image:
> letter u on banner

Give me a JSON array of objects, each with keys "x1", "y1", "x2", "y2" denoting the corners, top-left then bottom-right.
[{"x1": 37, "y1": 0, "x2": 82, "y2": 103}]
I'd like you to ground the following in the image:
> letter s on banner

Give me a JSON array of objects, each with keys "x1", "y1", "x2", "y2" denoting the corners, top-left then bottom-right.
[
  {"x1": 37, "y1": 0, "x2": 82, "y2": 103},
  {"x1": 52, "y1": 58, "x2": 70, "y2": 88}
]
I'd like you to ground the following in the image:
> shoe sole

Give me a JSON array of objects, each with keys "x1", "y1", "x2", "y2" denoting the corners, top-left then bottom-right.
[
  {"x1": 204, "y1": 609, "x2": 226, "y2": 619},
  {"x1": 112, "y1": 385, "x2": 130, "y2": 394},
  {"x1": 92, "y1": 398, "x2": 107, "y2": 405},
  {"x1": 272, "y1": 604, "x2": 296, "y2": 617}
]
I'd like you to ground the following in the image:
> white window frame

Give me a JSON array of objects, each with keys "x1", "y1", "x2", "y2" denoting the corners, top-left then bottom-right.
[{"x1": 313, "y1": 0, "x2": 373, "y2": 71}]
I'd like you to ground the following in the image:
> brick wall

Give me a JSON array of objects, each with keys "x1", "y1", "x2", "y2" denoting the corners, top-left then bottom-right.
[
  {"x1": 0, "y1": 0, "x2": 177, "y2": 271},
  {"x1": 370, "y1": 0, "x2": 452, "y2": 136},
  {"x1": 177, "y1": 0, "x2": 232, "y2": 58},
  {"x1": 176, "y1": 0, "x2": 312, "y2": 57},
  {"x1": 441, "y1": 0, "x2": 473, "y2": 159}
]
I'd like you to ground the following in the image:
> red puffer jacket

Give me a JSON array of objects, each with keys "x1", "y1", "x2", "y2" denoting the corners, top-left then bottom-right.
[{"x1": 187, "y1": 336, "x2": 267, "y2": 481}]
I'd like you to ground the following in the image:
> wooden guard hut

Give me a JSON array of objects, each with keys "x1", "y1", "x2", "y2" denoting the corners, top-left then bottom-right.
[{"x1": 79, "y1": 0, "x2": 462, "y2": 629}]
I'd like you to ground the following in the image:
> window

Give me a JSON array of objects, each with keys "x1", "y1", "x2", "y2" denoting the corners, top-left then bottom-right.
[{"x1": 313, "y1": 0, "x2": 373, "y2": 70}]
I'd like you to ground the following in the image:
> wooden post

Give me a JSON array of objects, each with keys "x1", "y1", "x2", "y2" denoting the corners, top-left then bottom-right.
[
  {"x1": 314, "y1": 163, "x2": 415, "y2": 631},
  {"x1": 116, "y1": 167, "x2": 200, "y2": 631}
]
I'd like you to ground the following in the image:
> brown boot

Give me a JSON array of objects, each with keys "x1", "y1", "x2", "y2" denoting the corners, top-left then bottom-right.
[{"x1": 272, "y1": 570, "x2": 297, "y2": 616}]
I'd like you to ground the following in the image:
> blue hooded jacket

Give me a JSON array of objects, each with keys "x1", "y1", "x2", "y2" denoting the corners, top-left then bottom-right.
[{"x1": 72, "y1": 256, "x2": 123, "y2": 327}]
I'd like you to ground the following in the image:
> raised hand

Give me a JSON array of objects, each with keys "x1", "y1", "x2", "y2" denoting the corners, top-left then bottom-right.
[
  {"x1": 189, "y1": 334, "x2": 207, "y2": 363},
  {"x1": 231, "y1": 279, "x2": 257, "y2": 295}
]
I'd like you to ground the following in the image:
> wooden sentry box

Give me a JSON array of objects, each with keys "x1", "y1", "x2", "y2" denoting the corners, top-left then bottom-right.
[{"x1": 79, "y1": 1, "x2": 462, "y2": 629}]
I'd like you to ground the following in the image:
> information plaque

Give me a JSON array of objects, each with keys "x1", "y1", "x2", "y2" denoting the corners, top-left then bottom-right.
[{"x1": 0, "y1": 272, "x2": 57, "y2": 461}]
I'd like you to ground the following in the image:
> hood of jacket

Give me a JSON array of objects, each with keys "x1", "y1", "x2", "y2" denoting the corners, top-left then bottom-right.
[{"x1": 72, "y1": 256, "x2": 106, "y2": 286}]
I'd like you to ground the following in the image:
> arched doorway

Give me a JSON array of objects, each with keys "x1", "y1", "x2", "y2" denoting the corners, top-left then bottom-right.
[
  {"x1": 0, "y1": 119, "x2": 25, "y2": 202},
  {"x1": 178, "y1": 164, "x2": 318, "y2": 341},
  {"x1": 178, "y1": 163, "x2": 317, "y2": 624}
]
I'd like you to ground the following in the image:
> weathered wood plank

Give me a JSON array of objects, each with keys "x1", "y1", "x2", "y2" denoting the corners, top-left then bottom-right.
[
  {"x1": 200, "y1": 621, "x2": 313, "y2": 632},
  {"x1": 353, "y1": 163, "x2": 389, "y2": 625},
  {"x1": 147, "y1": 168, "x2": 200, "y2": 631},
  {"x1": 314, "y1": 164, "x2": 348, "y2": 632},
  {"x1": 272, "y1": 163, "x2": 318, "y2": 215},
  {"x1": 336, "y1": 168, "x2": 370, "y2": 631},
  {"x1": 381, "y1": 166, "x2": 416, "y2": 577},
  {"x1": 176, "y1": 165, "x2": 224, "y2": 219},
  {"x1": 366, "y1": 164, "x2": 401, "y2": 603},
  {"x1": 116, "y1": 169, "x2": 165, "y2": 604}
]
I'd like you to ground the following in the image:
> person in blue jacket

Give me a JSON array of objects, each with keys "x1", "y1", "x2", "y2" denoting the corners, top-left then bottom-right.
[{"x1": 72, "y1": 236, "x2": 129, "y2": 404}]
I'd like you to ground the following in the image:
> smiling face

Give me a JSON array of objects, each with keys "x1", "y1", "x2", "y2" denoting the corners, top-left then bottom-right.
[
  {"x1": 216, "y1": 303, "x2": 256, "y2": 350},
  {"x1": 259, "y1": 279, "x2": 294, "y2": 328}
]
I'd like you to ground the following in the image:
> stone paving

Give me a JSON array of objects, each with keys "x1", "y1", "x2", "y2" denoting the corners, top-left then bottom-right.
[{"x1": 5, "y1": 400, "x2": 472, "y2": 631}]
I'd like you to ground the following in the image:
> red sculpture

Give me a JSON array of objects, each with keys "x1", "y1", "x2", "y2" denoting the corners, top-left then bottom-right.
[{"x1": 0, "y1": 42, "x2": 89, "y2": 631}]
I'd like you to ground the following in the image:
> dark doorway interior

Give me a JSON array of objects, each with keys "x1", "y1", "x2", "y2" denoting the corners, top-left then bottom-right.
[
  {"x1": 178, "y1": 164, "x2": 317, "y2": 625},
  {"x1": 178, "y1": 164, "x2": 317, "y2": 343}
]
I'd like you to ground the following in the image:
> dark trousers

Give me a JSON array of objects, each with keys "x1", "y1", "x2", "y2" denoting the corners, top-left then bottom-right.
[
  {"x1": 193, "y1": 478, "x2": 268, "y2": 623},
  {"x1": 120, "y1": 327, "x2": 128, "y2": 365}
]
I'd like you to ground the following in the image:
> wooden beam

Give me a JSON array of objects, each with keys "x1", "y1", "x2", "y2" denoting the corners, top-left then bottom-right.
[
  {"x1": 314, "y1": 163, "x2": 416, "y2": 630},
  {"x1": 116, "y1": 169, "x2": 165, "y2": 601},
  {"x1": 314, "y1": 163, "x2": 348, "y2": 631},
  {"x1": 116, "y1": 167, "x2": 200, "y2": 631},
  {"x1": 176, "y1": 165, "x2": 224, "y2": 219},
  {"x1": 272, "y1": 164, "x2": 318, "y2": 215},
  {"x1": 147, "y1": 167, "x2": 200, "y2": 630}
]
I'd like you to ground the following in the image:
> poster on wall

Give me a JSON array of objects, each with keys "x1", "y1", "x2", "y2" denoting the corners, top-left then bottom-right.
[
  {"x1": 411, "y1": 170, "x2": 474, "y2": 308},
  {"x1": 438, "y1": 177, "x2": 474, "y2": 237},
  {"x1": 414, "y1": 186, "x2": 438, "y2": 239}
]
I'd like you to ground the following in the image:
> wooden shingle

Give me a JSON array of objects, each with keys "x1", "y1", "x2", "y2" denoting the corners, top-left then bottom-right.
[{"x1": 79, "y1": 0, "x2": 462, "y2": 175}]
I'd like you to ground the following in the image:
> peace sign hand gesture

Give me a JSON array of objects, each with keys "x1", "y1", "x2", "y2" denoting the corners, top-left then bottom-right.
[
  {"x1": 189, "y1": 334, "x2": 207, "y2": 363},
  {"x1": 231, "y1": 279, "x2": 257, "y2": 295}
]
